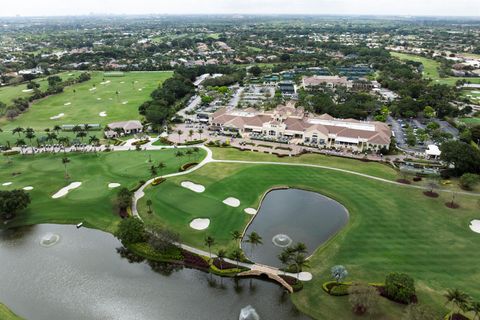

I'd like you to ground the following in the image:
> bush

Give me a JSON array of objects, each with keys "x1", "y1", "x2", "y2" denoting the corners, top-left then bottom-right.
[
  {"x1": 151, "y1": 177, "x2": 166, "y2": 186},
  {"x1": 459, "y1": 173, "x2": 480, "y2": 190},
  {"x1": 179, "y1": 162, "x2": 198, "y2": 172},
  {"x1": 132, "y1": 139, "x2": 150, "y2": 146},
  {"x1": 2, "y1": 150, "x2": 20, "y2": 156},
  {"x1": 127, "y1": 242, "x2": 183, "y2": 262},
  {"x1": 331, "y1": 284, "x2": 351, "y2": 296},
  {"x1": 115, "y1": 217, "x2": 146, "y2": 245},
  {"x1": 384, "y1": 272, "x2": 415, "y2": 304},
  {"x1": 180, "y1": 139, "x2": 206, "y2": 146}
]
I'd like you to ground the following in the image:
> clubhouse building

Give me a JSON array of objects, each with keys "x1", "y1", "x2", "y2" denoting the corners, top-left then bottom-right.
[{"x1": 209, "y1": 103, "x2": 391, "y2": 152}]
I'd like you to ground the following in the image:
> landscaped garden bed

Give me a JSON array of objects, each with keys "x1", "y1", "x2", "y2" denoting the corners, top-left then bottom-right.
[
  {"x1": 151, "y1": 177, "x2": 166, "y2": 186},
  {"x1": 179, "y1": 162, "x2": 198, "y2": 172}
]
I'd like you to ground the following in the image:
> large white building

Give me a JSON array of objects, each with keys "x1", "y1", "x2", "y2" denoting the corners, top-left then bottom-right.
[{"x1": 210, "y1": 103, "x2": 391, "y2": 152}]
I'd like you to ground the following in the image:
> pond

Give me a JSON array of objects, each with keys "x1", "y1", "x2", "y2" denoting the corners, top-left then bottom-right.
[
  {"x1": 242, "y1": 188, "x2": 349, "y2": 267},
  {"x1": 0, "y1": 224, "x2": 310, "y2": 320}
]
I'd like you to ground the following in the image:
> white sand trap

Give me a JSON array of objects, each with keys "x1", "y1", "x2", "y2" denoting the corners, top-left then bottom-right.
[
  {"x1": 190, "y1": 218, "x2": 210, "y2": 230},
  {"x1": 472, "y1": 90, "x2": 480, "y2": 94},
  {"x1": 298, "y1": 272, "x2": 313, "y2": 281},
  {"x1": 244, "y1": 208, "x2": 257, "y2": 215},
  {"x1": 2, "y1": 182, "x2": 12, "y2": 186},
  {"x1": 97, "y1": 97, "x2": 102, "y2": 101},
  {"x1": 470, "y1": 220, "x2": 480, "y2": 234},
  {"x1": 100, "y1": 80, "x2": 111, "y2": 85},
  {"x1": 122, "y1": 101, "x2": 128, "y2": 105},
  {"x1": 99, "y1": 111, "x2": 107, "y2": 117},
  {"x1": 50, "y1": 113, "x2": 65, "y2": 120},
  {"x1": 64, "y1": 102, "x2": 71, "y2": 106},
  {"x1": 89, "y1": 87, "x2": 96, "y2": 92},
  {"x1": 181, "y1": 181, "x2": 205, "y2": 193},
  {"x1": 223, "y1": 197, "x2": 241, "y2": 207},
  {"x1": 138, "y1": 88, "x2": 143, "y2": 91},
  {"x1": 23, "y1": 186, "x2": 34, "y2": 191},
  {"x1": 22, "y1": 89, "x2": 33, "y2": 93},
  {"x1": 108, "y1": 183, "x2": 121, "y2": 189},
  {"x1": 68, "y1": 73, "x2": 74, "y2": 76},
  {"x1": 52, "y1": 182, "x2": 82, "y2": 199},
  {"x1": 120, "y1": 81, "x2": 125, "y2": 84},
  {"x1": 108, "y1": 98, "x2": 113, "y2": 100}
]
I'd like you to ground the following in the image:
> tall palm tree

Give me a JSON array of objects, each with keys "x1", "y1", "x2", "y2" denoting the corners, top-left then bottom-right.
[
  {"x1": 53, "y1": 125, "x2": 61, "y2": 134},
  {"x1": 177, "y1": 129, "x2": 183, "y2": 143},
  {"x1": 204, "y1": 236, "x2": 215, "y2": 259},
  {"x1": 149, "y1": 165, "x2": 158, "y2": 177},
  {"x1": 188, "y1": 129, "x2": 194, "y2": 141},
  {"x1": 245, "y1": 232, "x2": 263, "y2": 258},
  {"x1": 157, "y1": 162, "x2": 166, "y2": 177},
  {"x1": 25, "y1": 130, "x2": 36, "y2": 145},
  {"x1": 76, "y1": 131, "x2": 87, "y2": 142},
  {"x1": 231, "y1": 230, "x2": 242, "y2": 243},
  {"x1": 230, "y1": 248, "x2": 243, "y2": 268},
  {"x1": 72, "y1": 125, "x2": 82, "y2": 134},
  {"x1": 89, "y1": 135, "x2": 100, "y2": 153},
  {"x1": 185, "y1": 149, "x2": 193, "y2": 161},
  {"x1": 12, "y1": 127, "x2": 24, "y2": 137},
  {"x1": 293, "y1": 242, "x2": 307, "y2": 255},
  {"x1": 217, "y1": 249, "x2": 227, "y2": 270},
  {"x1": 278, "y1": 250, "x2": 292, "y2": 275},
  {"x1": 445, "y1": 289, "x2": 470, "y2": 319},
  {"x1": 146, "y1": 199, "x2": 153, "y2": 214},
  {"x1": 62, "y1": 157, "x2": 70, "y2": 179},
  {"x1": 83, "y1": 124, "x2": 91, "y2": 133},
  {"x1": 175, "y1": 151, "x2": 184, "y2": 166},
  {"x1": 198, "y1": 129, "x2": 204, "y2": 140},
  {"x1": 293, "y1": 254, "x2": 310, "y2": 279}
]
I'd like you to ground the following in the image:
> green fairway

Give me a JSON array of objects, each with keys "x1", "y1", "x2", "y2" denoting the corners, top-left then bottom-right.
[
  {"x1": 391, "y1": 52, "x2": 480, "y2": 86},
  {"x1": 139, "y1": 160, "x2": 480, "y2": 319},
  {"x1": 459, "y1": 117, "x2": 480, "y2": 125},
  {"x1": 0, "y1": 72, "x2": 81, "y2": 105},
  {"x1": 0, "y1": 303, "x2": 23, "y2": 320},
  {"x1": 0, "y1": 148, "x2": 206, "y2": 233},
  {"x1": 0, "y1": 71, "x2": 173, "y2": 132}
]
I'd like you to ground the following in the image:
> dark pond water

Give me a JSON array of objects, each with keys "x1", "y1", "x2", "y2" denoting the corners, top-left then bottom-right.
[
  {"x1": 0, "y1": 224, "x2": 310, "y2": 320},
  {"x1": 242, "y1": 189, "x2": 349, "y2": 267}
]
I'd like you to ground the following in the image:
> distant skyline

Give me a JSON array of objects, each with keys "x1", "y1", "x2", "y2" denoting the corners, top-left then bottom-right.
[{"x1": 1, "y1": 0, "x2": 480, "y2": 17}]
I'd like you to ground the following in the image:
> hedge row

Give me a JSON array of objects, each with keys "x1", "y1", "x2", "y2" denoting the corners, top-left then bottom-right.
[{"x1": 127, "y1": 242, "x2": 184, "y2": 262}]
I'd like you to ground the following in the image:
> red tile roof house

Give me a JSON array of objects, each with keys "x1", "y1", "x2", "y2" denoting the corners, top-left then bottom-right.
[{"x1": 209, "y1": 103, "x2": 391, "y2": 152}]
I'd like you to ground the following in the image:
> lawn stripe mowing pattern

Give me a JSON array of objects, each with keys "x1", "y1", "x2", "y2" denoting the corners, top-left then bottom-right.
[
  {"x1": 0, "y1": 71, "x2": 173, "y2": 132},
  {"x1": 140, "y1": 161, "x2": 480, "y2": 319},
  {"x1": 0, "y1": 148, "x2": 206, "y2": 233}
]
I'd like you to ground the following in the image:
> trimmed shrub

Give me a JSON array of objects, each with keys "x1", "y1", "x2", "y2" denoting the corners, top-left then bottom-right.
[
  {"x1": 179, "y1": 162, "x2": 198, "y2": 172},
  {"x1": 151, "y1": 178, "x2": 166, "y2": 186},
  {"x1": 180, "y1": 139, "x2": 206, "y2": 146},
  {"x1": 2, "y1": 150, "x2": 20, "y2": 156},
  {"x1": 384, "y1": 272, "x2": 416, "y2": 304}
]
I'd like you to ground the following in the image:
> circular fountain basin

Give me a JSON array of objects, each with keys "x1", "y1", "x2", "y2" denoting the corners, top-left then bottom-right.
[{"x1": 40, "y1": 233, "x2": 60, "y2": 247}]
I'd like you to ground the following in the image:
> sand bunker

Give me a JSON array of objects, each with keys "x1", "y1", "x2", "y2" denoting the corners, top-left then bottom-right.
[
  {"x1": 120, "y1": 81, "x2": 125, "y2": 84},
  {"x1": 298, "y1": 272, "x2": 313, "y2": 281},
  {"x1": 52, "y1": 182, "x2": 82, "y2": 199},
  {"x1": 244, "y1": 208, "x2": 257, "y2": 215},
  {"x1": 2, "y1": 182, "x2": 12, "y2": 186},
  {"x1": 64, "y1": 102, "x2": 71, "y2": 106},
  {"x1": 470, "y1": 220, "x2": 480, "y2": 234},
  {"x1": 138, "y1": 88, "x2": 143, "y2": 91},
  {"x1": 108, "y1": 183, "x2": 121, "y2": 188},
  {"x1": 50, "y1": 113, "x2": 65, "y2": 120},
  {"x1": 89, "y1": 87, "x2": 96, "y2": 92},
  {"x1": 23, "y1": 186, "x2": 34, "y2": 191},
  {"x1": 181, "y1": 181, "x2": 205, "y2": 193},
  {"x1": 99, "y1": 111, "x2": 107, "y2": 117},
  {"x1": 97, "y1": 97, "x2": 102, "y2": 101},
  {"x1": 190, "y1": 218, "x2": 210, "y2": 230},
  {"x1": 22, "y1": 89, "x2": 33, "y2": 93},
  {"x1": 100, "y1": 80, "x2": 111, "y2": 85},
  {"x1": 223, "y1": 197, "x2": 241, "y2": 207},
  {"x1": 122, "y1": 101, "x2": 129, "y2": 105}
]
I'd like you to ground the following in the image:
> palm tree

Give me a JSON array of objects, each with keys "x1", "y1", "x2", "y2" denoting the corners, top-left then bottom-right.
[
  {"x1": 89, "y1": 135, "x2": 100, "y2": 153},
  {"x1": 217, "y1": 249, "x2": 227, "y2": 270},
  {"x1": 231, "y1": 230, "x2": 242, "y2": 243},
  {"x1": 177, "y1": 129, "x2": 183, "y2": 143},
  {"x1": 245, "y1": 232, "x2": 263, "y2": 257},
  {"x1": 47, "y1": 132, "x2": 57, "y2": 144},
  {"x1": 72, "y1": 125, "x2": 82, "y2": 134},
  {"x1": 185, "y1": 149, "x2": 193, "y2": 161},
  {"x1": 230, "y1": 248, "x2": 243, "y2": 268},
  {"x1": 293, "y1": 254, "x2": 310, "y2": 279},
  {"x1": 188, "y1": 129, "x2": 194, "y2": 141},
  {"x1": 157, "y1": 162, "x2": 166, "y2": 177},
  {"x1": 204, "y1": 236, "x2": 215, "y2": 259},
  {"x1": 293, "y1": 242, "x2": 307, "y2": 255},
  {"x1": 149, "y1": 165, "x2": 158, "y2": 177},
  {"x1": 62, "y1": 157, "x2": 70, "y2": 179},
  {"x1": 470, "y1": 302, "x2": 480, "y2": 320},
  {"x1": 146, "y1": 199, "x2": 153, "y2": 214},
  {"x1": 76, "y1": 131, "x2": 87, "y2": 142},
  {"x1": 175, "y1": 151, "x2": 184, "y2": 166},
  {"x1": 198, "y1": 129, "x2": 204, "y2": 140},
  {"x1": 53, "y1": 125, "x2": 61, "y2": 134},
  {"x1": 25, "y1": 130, "x2": 36, "y2": 145},
  {"x1": 83, "y1": 124, "x2": 91, "y2": 133},
  {"x1": 445, "y1": 289, "x2": 470, "y2": 319},
  {"x1": 12, "y1": 127, "x2": 24, "y2": 137},
  {"x1": 278, "y1": 250, "x2": 292, "y2": 275}
]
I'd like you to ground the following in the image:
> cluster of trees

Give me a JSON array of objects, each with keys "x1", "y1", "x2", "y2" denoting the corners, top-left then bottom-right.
[
  {"x1": 277, "y1": 242, "x2": 310, "y2": 276},
  {"x1": 0, "y1": 190, "x2": 31, "y2": 222},
  {"x1": 440, "y1": 140, "x2": 480, "y2": 176}
]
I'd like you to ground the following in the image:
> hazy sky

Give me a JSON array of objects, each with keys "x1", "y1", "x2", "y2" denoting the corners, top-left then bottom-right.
[{"x1": 1, "y1": 0, "x2": 480, "y2": 17}]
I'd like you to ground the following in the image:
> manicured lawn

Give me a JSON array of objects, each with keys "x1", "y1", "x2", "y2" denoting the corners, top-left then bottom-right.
[
  {"x1": 0, "y1": 71, "x2": 173, "y2": 131},
  {"x1": 0, "y1": 303, "x2": 23, "y2": 320},
  {"x1": 459, "y1": 117, "x2": 480, "y2": 125},
  {"x1": 0, "y1": 148, "x2": 205, "y2": 233},
  {"x1": 0, "y1": 71, "x2": 81, "y2": 105},
  {"x1": 211, "y1": 147, "x2": 400, "y2": 180},
  {"x1": 139, "y1": 161, "x2": 480, "y2": 319},
  {"x1": 391, "y1": 52, "x2": 480, "y2": 86}
]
